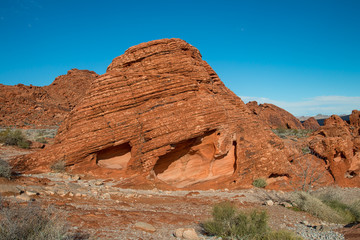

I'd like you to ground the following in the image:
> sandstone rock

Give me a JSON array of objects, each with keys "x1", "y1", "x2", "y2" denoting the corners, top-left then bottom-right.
[
  {"x1": 302, "y1": 117, "x2": 320, "y2": 131},
  {"x1": 280, "y1": 202, "x2": 292, "y2": 208},
  {"x1": 246, "y1": 101, "x2": 304, "y2": 129},
  {"x1": 182, "y1": 228, "x2": 200, "y2": 240},
  {"x1": 0, "y1": 69, "x2": 98, "y2": 127},
  {"x1": 174, "y1": 228, "x2": 199, "y2": 240},
  {"x1": 13, "y1": 38, "x2": 294, "y2": 189},
  {"x1": 94, "y1": 180, "x2": 103, "y2": 186},
  {"x1": 16, "y1": 194, "x2": 32, "y2": 201},
  {"x1": 25, "y1": 190, "x2": 38, "y2": 196},
  {"x1": 134, "y1": 222, "x2": 156, "y2": 232},
  {"x1": 75, "y1": 193, "x2": 82, "y2": 197},
  {"x1": 308, "y1": 113, "x2": 360, "y2": 187},
  {"x1": 265, "y1": 200, "x2": 274, "y2": 206}
]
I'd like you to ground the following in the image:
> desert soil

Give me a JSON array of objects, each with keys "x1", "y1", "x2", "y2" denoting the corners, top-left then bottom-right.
[{"x1": 0, "y1": 145, "x2": 359, "y2": 240}]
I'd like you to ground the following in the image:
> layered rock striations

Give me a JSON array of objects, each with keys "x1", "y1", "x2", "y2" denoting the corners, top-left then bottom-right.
[
  {"x1": 13, "y1": 39, "x2": 294, "y2": 189},
  {"x1": 246, "y1": 101, "x2": 304, "y2": 129},
  {"x1": 308, "y1": 112, "x2": 360, "y2": 187},
  {"x1": 0, "y1": 69, "x2": 98, "y2": 127}
]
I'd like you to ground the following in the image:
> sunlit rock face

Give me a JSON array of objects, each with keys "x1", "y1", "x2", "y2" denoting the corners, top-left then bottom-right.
[
  {"x1": 13, "y1": 38, "x2": 292, "y2": 189},
  {"x1": 309, "y1": 112, "x2": 360, "y2": 187}
]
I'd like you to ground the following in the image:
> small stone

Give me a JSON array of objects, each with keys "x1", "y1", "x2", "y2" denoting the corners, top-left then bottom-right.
[
  {"x1": 182, "y1": 228, "x2": 199, "y2": 240},
  {"x1": 174, "y1": 228, "x2": 185, "y2": 238},
  {"x1": 134, "y1": 222, "x2": 156, "y2": 232},
  {"x1": 265, "y1": 200, "x2": 274, "y2": 206},
  {"x1": 280, "y1": 202, "x2": 292, "y2": 208},
  {"x1": 72, "y1": 175, "x2": 81, "y2": 181},
  {"x1": 16, "y1": 194, "x2": 32, "y2": 201},
  {"x1": 75, "y1": 193, "x2": 82, "y2": 197},
  {"x1": 102, "y1": 193, "x2": 111, "y2": 199},
  {"x1": 316, "y1": 225, "x2": 331, "y2": 232},
  {"x1": 25, "y1": 191, "x2": 38, "y2": 196},
  {"x1": 69, "y1": 192, "x2": 74, "y2": 197},
  {"x1": 45, "y1": 191, "x2": 55, "y2": 195},
  {"x1": 58, "y1": 191, "x2": 68, "y2": 197},
  {"x1": 81, "y1": 193, "x2": 87, "y2": 197},
  {"x1": 301, "y1": 220, "x2": 309, "y2": 226},
  {"x1": 94, "y1": 181, "x2": 103, "y2": 186}
]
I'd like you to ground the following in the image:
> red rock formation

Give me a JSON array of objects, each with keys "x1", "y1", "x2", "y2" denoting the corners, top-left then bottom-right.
[
  {"x1": 0, "y1": 69, "x2": 98, "y2": 128},
  {"x1": 308, "y1": 113, "x2": 360, "y2": 187},
  {"x1": 246, "y1": 101, "x2": 304, "y2": 129},
  {"x1": 302, "y1": 117, "x2": 320, "y2": 131},
  {"x1": 13, "y1": 39, "x2": 295, "y2": 189}
]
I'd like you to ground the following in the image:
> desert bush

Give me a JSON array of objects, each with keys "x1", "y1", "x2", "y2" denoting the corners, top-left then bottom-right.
[
  {"x1": 0, "y1": 159, "x2": 11, "y2": 179},
  {"x1": 202, "y1": 202, "x2": 302, "y2": 240},
  {"x1": 290, "y1": 191, "x2": 348, "y2": 224},
  {"x1": 252, "y1": 178, "x2": 267, "y2": 188},
  {"x1": 321, "y1": 199, "x2": 360, "y2": 224},
  {"x1": 288, "y1": 157, "x2": 325, "y2": 192},
  {"x1": 0, "y1": 129, "x2": 30, "y2": 149},
  {"x1": 35, "y1": 137, "x2": 48, "y2": 144},
  {"x1": 272, "y1": 128, "x2": 313, "y2": 139},
  {"x1": 0, "y1": 203, "x2": 69, "y2": 240},
  {"x1": 50, "y1": 160, "x2": 66, "y2": 173}
]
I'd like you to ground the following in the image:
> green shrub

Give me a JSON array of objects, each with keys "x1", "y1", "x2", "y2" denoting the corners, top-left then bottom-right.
[
  {"x1": 0, "y1": 129, "x2": 31, "y2": 149},
  {"x1": 290, "y1": 191, "x2": 348, "y2": 224},
  {"x1": 272, "y1": 129, "x2": 313, "y2": 139},
  {"x1": 322, "y1": 199, "x2": 360, "y2": 224},
  {"x1": 0, "y1": 159, "x2": 11, "y2": 179},
  {"x1": 201, "y1": 202, "x2": 302, "y2": 240},
  {"x1": 35, "y1": 137, "x2": 47, "y2": 144},
  {"x1": 0, "y1": 203, "x2": 69, "y2": 240},
  {"x1": 253, "y1": 178, "x2": 267, "y2": 188},
  {"x1": 50, "y1": 160, "x2": 66, "y2": 173}
]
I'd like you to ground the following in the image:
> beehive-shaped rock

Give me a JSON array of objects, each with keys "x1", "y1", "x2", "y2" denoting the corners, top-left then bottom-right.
[{"x1": 14, "y1": 39, "x2": 292, "y2": 189}]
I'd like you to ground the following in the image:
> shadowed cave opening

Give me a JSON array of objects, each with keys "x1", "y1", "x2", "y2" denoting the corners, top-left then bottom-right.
[
  {"x1": 153, "y1": 131, "x2": 237, "y2": 188},
  {"x1": 96, "y1": 143, "x2": 132, "y2": 169}
]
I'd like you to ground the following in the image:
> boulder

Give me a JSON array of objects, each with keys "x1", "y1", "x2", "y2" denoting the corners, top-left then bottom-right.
[
  {"x1": 308, "y1": 113, "x2": 360, "y2": 187},
  {"x1": 302, "y1": 117, "x2": 320, "y2": 131},
  {"x1": 246, "y1": 101, "x2": 304, "y2": 129},
  {"x1": 134, "y1": 222, "x2": 156, "y2": 232}
]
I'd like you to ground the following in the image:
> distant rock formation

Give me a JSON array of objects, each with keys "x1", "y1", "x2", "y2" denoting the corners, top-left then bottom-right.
[
  {"x1": 13, "y1": 39, "x2": 294, "y2": 189},
  {"x1": 308, "y1": 111, "x2": 360, "y2": 187},
  {"x1": 302, "y1": 117, "x2": 320, "y2": 130},
  {"x1": 246, "y1": 101, "x2": 304, "y2": 129},
  {"x1": 0, "y1": 69, "x2": 98, "y2": 127}
]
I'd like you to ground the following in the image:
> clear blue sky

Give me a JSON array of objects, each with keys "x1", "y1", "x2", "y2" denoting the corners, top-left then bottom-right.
[{"x1": 1, "y1": 0, "x2": 359, "y2": 116}]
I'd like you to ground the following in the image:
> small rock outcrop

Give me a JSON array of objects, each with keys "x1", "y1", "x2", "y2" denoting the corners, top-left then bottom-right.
[
  {"x1": 308, "y1": 112, "x2": 360, "y2": 186},
  {"x1": 302, "y1": 117, "x2": 320, "y2": 130},
  {"x1": 246, "y1": 101, "x2": 304, "y2": 129},
  {"x1": 0, "y1": 69, "x2": 98, "y2": 127},
  {"x1": 13, "y1": 39, "x2": 294, "y2": 189}
]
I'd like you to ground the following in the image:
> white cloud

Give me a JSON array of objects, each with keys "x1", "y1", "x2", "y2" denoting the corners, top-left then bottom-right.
[{"x1": 241, "y1": 96, "x2": 360, "y2": 116}]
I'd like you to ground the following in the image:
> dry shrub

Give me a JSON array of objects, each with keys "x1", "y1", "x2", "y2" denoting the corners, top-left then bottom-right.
[
  {"x1": 0, "y1": 129, "x2": 31, "y2": 149},
  {"x1": 50, "y1": 160, "x2": 66, "y2": 173},
  {"x1": 0, "y1": 159, "x2": 11, "y2": 179},
  {"x1": 0, "y1": 203, "x2": 69, "y2": 240},
  {"x1": 290, "y1": 191, "x2": 346, "y2": 224}
]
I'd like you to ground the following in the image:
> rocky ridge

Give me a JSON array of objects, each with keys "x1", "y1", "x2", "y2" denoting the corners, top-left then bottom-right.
[
  {"x1": 0, "y1": 69, "x2": 98, "y2": 128},
  {"x1": 246, "y1": 101, "x2": 304, "y2": 129}
]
